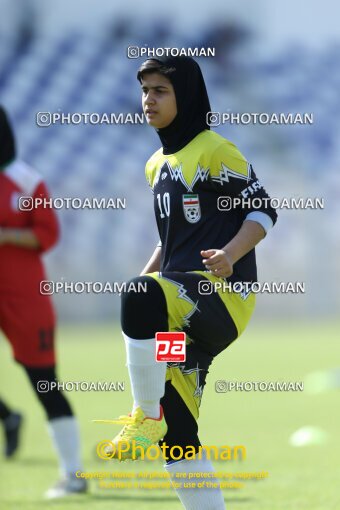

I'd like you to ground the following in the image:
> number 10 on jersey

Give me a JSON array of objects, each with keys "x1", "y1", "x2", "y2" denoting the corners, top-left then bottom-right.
[{"x1": 156, "y1": 193, "x2": 170, "y2": 218}]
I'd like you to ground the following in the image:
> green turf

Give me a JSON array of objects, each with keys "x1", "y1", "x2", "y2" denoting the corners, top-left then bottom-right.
[{"x1": 0, "y1": 322, "x2": 339, "y2": 510}]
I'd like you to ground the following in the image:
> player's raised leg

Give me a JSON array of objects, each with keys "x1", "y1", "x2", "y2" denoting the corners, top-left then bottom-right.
[
  {"x1": 96, "y1": 275, "x2": 169, "y2": 460},
  {"x1": 121, "y1": 276, "x2": 169, "y2": 418}
]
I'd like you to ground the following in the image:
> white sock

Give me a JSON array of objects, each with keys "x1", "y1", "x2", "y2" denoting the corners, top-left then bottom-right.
[
  {"x1": 165, "y1": 452, "x2": 225, "y2": 510},
  {"x1": 123, "y1": 333, "x2": 167, "y2": 418},
  {"x1": 48, "y1": 416, "x2": 82, "y2": 477}
]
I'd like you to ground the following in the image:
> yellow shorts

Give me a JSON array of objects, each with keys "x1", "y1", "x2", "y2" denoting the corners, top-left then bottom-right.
[{"x1": 147, "y1": 271, "x2": 256, "y2": 419}]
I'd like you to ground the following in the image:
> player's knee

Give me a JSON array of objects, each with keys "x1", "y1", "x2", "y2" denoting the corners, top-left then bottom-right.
[
  {"x1": 121, "y1": 276, "x2": 160, "y2": 312},
  {"x1": 121, "y1": 276, "x2": 168, "y2": 338}
]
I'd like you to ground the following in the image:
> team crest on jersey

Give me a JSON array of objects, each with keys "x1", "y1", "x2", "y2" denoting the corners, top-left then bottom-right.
[{"x1": 182, "y1": 194, "x2": 201, "y2": 223}]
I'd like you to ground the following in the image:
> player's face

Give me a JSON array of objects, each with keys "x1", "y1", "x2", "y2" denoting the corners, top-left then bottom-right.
[{"x1": 141, "y1": 73, "x2": 177, "y2": 128}]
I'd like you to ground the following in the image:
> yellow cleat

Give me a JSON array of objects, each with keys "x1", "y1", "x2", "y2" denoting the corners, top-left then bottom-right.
[{"x1": 94, "y1": 406, "x2": 167, "y2": 461}]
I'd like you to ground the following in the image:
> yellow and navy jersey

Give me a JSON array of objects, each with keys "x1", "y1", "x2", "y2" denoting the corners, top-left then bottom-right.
[{"x1": 145, "y1": 130, "x2": 277, "y2": 283}]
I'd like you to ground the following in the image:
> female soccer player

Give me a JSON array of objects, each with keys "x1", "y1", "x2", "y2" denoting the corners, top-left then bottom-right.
[
  {"x1": 106, "y1": 57, "x2": 277, "y2": 510},
  {"x1": 0, "y1": 106, "x2": 86, "y2": 499}
]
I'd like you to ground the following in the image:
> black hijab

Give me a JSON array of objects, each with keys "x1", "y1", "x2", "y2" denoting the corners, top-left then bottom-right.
[
  {"x1": 143, "y1": 56, "x2": 211, "y2": 155},
  {"x1": 0, "y1": 106, "x2": 16, "y2": 168}
]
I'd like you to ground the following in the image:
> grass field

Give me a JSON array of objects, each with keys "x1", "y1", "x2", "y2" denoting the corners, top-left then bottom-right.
[{"x1": 0, "y1": 321, "x2": 339, "y2": 510}]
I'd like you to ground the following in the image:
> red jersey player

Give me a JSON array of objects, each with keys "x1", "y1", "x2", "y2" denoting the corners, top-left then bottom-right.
[{"x1": 0, "y1": 106, "x2": 86, "y2": 499}]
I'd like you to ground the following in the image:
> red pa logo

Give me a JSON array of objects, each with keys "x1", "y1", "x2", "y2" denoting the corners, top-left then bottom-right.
[{"x1": 155, "y1": 332, "x2": 186, "y2": 362}]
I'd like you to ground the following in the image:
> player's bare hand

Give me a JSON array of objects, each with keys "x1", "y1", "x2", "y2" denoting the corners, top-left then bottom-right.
[{"x1": 200, "y1": 249, "x2": 233, "y2": 278}]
